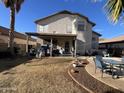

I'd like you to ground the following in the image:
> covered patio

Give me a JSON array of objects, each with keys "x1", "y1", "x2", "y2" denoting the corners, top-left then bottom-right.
[{"x1": 25, "y1": 32, "x2": 77, "y2": 57}]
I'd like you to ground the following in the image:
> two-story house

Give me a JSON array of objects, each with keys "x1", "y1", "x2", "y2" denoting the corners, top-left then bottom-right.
[{"x1": 26, "y1": 10, "x2": 101, "y2": 56}]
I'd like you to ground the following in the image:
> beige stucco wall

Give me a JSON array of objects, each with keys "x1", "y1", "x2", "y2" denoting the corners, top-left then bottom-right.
[
  {"x1": 0, "y1": 35, "x2": 8, "y2": 51},
  {"x1": 0, "y1": 35, "x2": 8, "y2": 43},
  {"x1": 0, "y1": 34, "x2": 36, "y2": 54},
  {"x1": 14, "y1": 38, "x2": 36, "y2": 45},
  {"x1": 0, "y1": 39, "x2": 4, "y2": 43},
  {"x1": 37, "y1": 14, "x2": 76, "y2": 34},
  {"x1": 0, "y1": 34, "x2": 36, "y2": 45}
]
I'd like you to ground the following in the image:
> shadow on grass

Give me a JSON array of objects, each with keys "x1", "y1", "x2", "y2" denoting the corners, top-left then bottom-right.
[{"x1": 0, "y1": 56, "x2": 33, "y2": 73}]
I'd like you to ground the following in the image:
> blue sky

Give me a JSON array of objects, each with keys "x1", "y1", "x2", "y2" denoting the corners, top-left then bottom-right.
[{"x1": 0, "y1": 0, "x2": 124, "y2": 39}]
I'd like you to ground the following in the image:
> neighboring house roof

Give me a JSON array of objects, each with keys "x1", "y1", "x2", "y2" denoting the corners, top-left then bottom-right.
[
  {"x1": 35, "y1": 10, "x2": 96, "y2": 26},
  {"x1": 0, "y1": 26, "x2": 36, "y2": 42},
  {"x1": 99, "y1": 38, "x2": 107, "y2": 42},
  {"x1": 100, "y1": 35, "x2": 124, "y2": 44},
  {"x1": 92, "y1": 31, "x2": 101, "y2": 36}
]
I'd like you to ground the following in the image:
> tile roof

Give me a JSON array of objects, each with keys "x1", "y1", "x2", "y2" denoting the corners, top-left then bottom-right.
[
  {"x1": 35, "y1": 10, "x2": 96, "y2": 26},
  {"x1": 92, "y1": 31, "x2": 101, "y2": 36},
  {"x1": 0, "y1": 26, "x2": 36, "y2": 41},
  {"x1": 100, "y1": 35, "x2": 124, "y2": 44}
]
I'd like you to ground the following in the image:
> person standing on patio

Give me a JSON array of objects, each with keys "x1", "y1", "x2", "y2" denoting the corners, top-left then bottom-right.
[
  {"x1": 59, "y1": 48, "x2": 64, "y2": 56},
  {"x1": 71, "y1": 47, "x2": 74, "y2": 57}
]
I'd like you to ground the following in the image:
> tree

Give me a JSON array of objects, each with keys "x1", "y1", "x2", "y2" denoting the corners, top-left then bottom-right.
[
  {"x1": 104, "y1": 0, "x2": 124, "y2": 23},
  {"x1": 2, "y1": 0, "x2": 24, "y2": 56}
]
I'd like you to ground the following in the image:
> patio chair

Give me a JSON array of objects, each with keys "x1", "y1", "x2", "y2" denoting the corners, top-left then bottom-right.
[
  {"x1": 94, "y1": 55, "x2": 113, "y2": 77},
  {"x1": 120, "y1": 56, "x2": 124, "y2": 70},
  {"x1": 121, "y1": 56, "x2": 124, "y2": 63},
  {"x1": 115, "y1": 56, "x2": 124, "y2": 70}
]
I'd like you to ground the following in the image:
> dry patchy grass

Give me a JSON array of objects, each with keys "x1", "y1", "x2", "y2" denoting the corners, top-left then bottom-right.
[{"x1": 0, "y1": 57, "x2": 83, "y2": 93}]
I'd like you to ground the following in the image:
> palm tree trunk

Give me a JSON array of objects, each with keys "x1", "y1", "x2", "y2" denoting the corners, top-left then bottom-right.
[{"x1": 8, "y1": 5, "x2": 15, "y2": 56}]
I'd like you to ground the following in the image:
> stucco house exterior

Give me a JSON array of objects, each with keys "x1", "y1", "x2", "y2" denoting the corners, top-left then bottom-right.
[
  {"x1": 26, "y1": 10, "x2": 101, "y2": 56},
  {"x1": 0, "y1": 26, "x2": 37, "y2": 55}
]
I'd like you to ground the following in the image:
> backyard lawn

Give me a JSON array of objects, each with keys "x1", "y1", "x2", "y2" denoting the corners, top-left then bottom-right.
[{"x1": 0, "y1": 57, "x2": 83, "y2": 93}]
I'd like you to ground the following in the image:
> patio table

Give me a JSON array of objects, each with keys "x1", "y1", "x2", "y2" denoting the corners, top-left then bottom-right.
[{"x1": 103, "y1": 58, "x2": 124, "y2": 78}]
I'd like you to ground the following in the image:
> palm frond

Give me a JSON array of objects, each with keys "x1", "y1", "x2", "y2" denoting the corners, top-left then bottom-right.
[
  {"x1": 2, "y1": 0, "x2": 11, "y2": 8},
  {"x1": 15, "y1": 0, "x2": 24, "y2": 12},
  {"x1": 104, "y1": 0, "x2": 123, "y2": 23}
]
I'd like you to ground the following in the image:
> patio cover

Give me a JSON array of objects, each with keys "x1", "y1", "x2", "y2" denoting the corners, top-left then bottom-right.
[{"x1": 25, "y1": 32, "x2": 77, "y2": 38}]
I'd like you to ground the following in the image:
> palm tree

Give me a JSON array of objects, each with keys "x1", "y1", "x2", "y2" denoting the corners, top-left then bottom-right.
[
  {"x1": 104, "y1": 0, "x2": 124, "y2": 23},
  {"x1": 2, "y1": 0, "x2": 24, "y2": 56}
]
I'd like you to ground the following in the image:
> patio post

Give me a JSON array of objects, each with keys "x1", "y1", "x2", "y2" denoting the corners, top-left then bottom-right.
[
  {"x1": 50, "y1": 37, "x2": 53, "y2": 57},
  {"x1": 74, "y1": 37, "x2": 77, "y2": 57},
  {"x1": 26, "y1": 35, "x2": 29, "y2": 54}
]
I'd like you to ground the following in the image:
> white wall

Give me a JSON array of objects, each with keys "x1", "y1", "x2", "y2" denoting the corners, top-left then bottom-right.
[{"x1": 37, "y1": 14, "x2": 76, "y2": 34}]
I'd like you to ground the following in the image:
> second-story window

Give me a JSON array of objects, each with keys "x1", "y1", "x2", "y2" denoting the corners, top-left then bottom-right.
[
  {"x1": 92, "y1": 37, "x2": 96, "y2": 41},
  {"x1": 38, "y1": 25, "x2": 48, "y2": 32},
  {"x1": 66, "y1": 25, "x2": 72, "y2": 33},
  {"x1": 39, "y1": 25, "x2": 43, "y2": 32},
  {"x1": 77, "y1": 21, "x2": 85, "y2": 31},
  {"x1": 44, "y1": 25, "x2": 48, "y2": 32}
]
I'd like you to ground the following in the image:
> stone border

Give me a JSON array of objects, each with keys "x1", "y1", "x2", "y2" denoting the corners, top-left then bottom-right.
[{"x1": 68, "y1": 63, "x2": 94, "y2": 93}]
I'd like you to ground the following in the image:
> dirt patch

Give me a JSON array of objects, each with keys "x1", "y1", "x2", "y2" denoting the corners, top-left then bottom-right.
[{"x1": 0, "y1": 57, "x2": 85, "y2": 93}]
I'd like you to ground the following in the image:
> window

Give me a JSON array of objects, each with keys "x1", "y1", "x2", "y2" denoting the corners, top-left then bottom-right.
[
  {"x1": 66, "y1": 25, "x2": 72, "y2": 33},
  {"x1": 92, "y1": 37, "x2": 96, "y2": 41},
  {"x1": 77, "y1": 21, "x2": 85, "y2": 31},
  {"x1": 37, "y1": 25, "x2": 43, "y2": 32},
  {"x1": 44, "y1": 25, "x2": 48, "y2": 32},
  {"x1": 38, "y1": 25, "x2": 48, "y2": 32}
]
